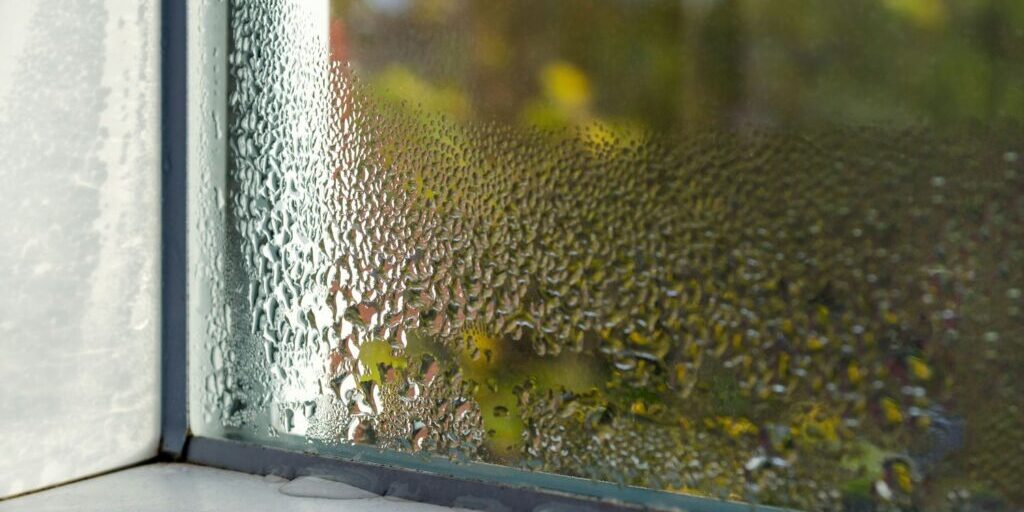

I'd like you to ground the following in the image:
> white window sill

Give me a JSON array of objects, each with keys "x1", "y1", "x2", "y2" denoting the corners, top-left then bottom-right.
[{"x1": 0, "y1": 463, "x2": 463, "y2": 512}]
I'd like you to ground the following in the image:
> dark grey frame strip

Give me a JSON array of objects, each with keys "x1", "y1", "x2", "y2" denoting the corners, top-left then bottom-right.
[
  {"x1": 186, "y1": 437, "x2": 774, "y2": 512},
  {"x1": 159, "y1": 0, "x2": 188, "y2": 460}
]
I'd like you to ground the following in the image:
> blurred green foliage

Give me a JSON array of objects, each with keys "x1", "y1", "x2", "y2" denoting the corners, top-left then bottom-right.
[{"x1": 334, "y1": 0, "x2": 1024, "y2": 131}]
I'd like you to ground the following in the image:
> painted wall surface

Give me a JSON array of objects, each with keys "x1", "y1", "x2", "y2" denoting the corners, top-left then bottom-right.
[{"x1": 0, "y1": 0, "x2": 160, "y2": 497}]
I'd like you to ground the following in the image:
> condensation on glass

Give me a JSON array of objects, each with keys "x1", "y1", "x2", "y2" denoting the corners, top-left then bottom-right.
[{"x1": 191, "y1": 0, "x2": 1024, "y2": 509}]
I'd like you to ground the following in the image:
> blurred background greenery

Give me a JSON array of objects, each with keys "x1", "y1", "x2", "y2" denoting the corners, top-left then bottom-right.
[{"x1": 330, "y1": 0, "x2": 1024, "y2": 131}]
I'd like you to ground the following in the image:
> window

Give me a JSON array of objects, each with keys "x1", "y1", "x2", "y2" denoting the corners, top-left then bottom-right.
[{"x1": 186, "y1": 1, "x2": 1024, "y2": 510}]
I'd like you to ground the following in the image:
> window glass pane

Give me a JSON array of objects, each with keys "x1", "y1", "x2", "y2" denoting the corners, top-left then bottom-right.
[{"x1": 193, "y1": 0, "x2": 1024, "y2": 508}]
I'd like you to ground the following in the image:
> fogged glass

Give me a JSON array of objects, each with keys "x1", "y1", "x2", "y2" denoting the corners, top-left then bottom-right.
[
  {"x1": 0, "y1": 0, "x2": 160, "y2": 497},
  {"x1": 194, "y1": 0, "x2": 1024, "y2": 509}
]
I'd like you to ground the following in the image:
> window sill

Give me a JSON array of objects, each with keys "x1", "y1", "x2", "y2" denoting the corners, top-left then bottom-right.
[{"x1": 0, "y1": 463, "x2": 461, "y2": 512}]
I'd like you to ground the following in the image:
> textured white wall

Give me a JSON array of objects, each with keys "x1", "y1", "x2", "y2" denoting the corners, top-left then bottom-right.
[{"x1": 0, "y1": 0, "x2": 160, "y2": 497}]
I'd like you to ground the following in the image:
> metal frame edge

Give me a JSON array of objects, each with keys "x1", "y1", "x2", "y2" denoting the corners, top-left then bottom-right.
[
  {"x1": 159, "y1": 0, "x2": 189, "y2": 459},
  {"x1": 185, "y1": 437, "x2": 774, "y2": 512}
]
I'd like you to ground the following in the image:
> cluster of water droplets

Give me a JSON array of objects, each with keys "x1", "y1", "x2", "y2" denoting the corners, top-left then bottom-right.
[
  {"x1": 202, "y1": 1, "x2": 1024, "y2": 509},
  {"x1": 217, "y1": 0, "x2": 490, "y2": 455}
]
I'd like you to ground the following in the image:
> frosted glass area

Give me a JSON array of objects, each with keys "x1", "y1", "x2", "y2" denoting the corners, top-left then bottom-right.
[{"x1": 0, "y1": 0, "x2": 160, "y2": 498}]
